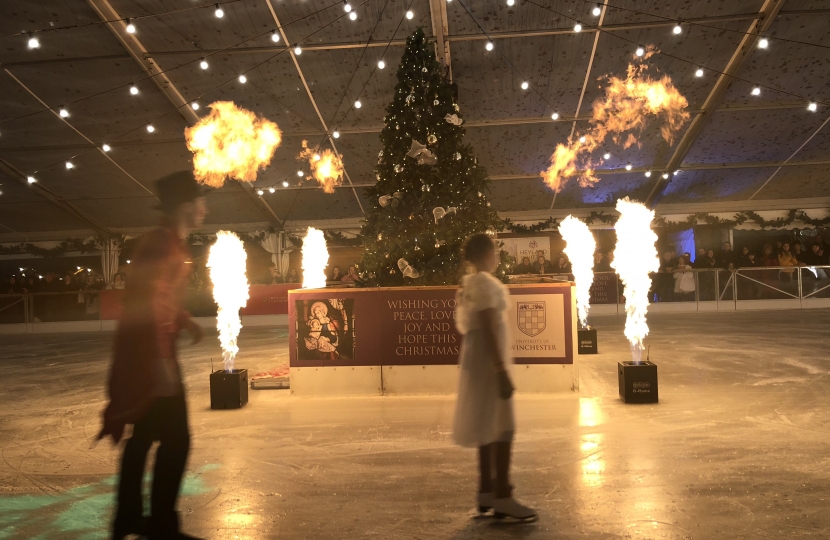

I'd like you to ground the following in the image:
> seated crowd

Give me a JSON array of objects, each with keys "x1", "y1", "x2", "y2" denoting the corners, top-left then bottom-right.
[{"x1": 3, "y1": 269, "x2": 121, "y2": 295}]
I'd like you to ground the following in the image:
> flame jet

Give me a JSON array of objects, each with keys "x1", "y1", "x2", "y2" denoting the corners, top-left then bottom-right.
[
  {"x1": 207, "y1": 231, "x2": 250, "y2": 371},
  {"x1": 559, "y1": 216, "x2": 596, "y2": 328},
  {"x1": 302, "y1": 227, "x2": 329, "y2": 289}
]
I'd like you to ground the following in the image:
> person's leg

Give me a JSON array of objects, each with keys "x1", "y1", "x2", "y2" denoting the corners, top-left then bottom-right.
[
  {"x1": 113, "y1": 403, "x2": 159, "y2": 537},
  {"x1": 494, "y1": 440, "x2": 512, "y2": 499},
  {"x1": 478, "y1": 444, "x2": 493, "y2": 494},
  {"x1": 150, "y1": 393, "x2": 191, "y2": 536}
]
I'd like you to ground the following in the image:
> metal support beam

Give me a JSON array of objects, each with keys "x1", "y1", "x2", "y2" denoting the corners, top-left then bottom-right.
[
  {"x1": 428, "y1": 0, "x2": 452, "y2": 80},
  {"x1": 265, "y1": 0, "x2": 365, "y2": 215},
  {"x1": 645, "y1": 0, "x2": 787, "y2": 207},
  {"x1": 0, "y1": 157, "x2": 114, "y2": 237}
]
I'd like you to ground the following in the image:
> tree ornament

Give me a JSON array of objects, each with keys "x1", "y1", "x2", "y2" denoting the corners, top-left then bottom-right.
[
  {"x1": 433, "y1": 206, "x2": 457, "y2": 224},
  {"x1": 379, "y1": 195, "x2": 399, "y2": 208},
  {"x1": 377, "y1": 233, "x2": 383, "y2": 241},
  {"x1": 417, "y1": 150, "x2": 437, "y2": 165},
  {"x1": 390, "y1": 268, "x2": 396, "y2": 274},
  {"x1": 427, "y1": 134, "x2": 437, "y2": 144},
  {"x1": 477, "y1": 191, "x2": 483, "y2": 197},
  {"x1": 453, "y1": 103, "x2": 460, "y2": 111},
  {"x1": 394, "y1": 164, "x2": 403, "y2": 173},
  {"x1": 407, "y1": 139, "x2": 428, "y2": 158},
  {"x1": 396, "y1": 124, "x2": 400, "y2": 130},
  {"x1": 422, "y1": 67, "x2": 428, "y2": 73},
  {"x1": 414, "y1": 245, "x2": 421, "y2": 251},
  {"x1": 487, "y1": 202, "x2": 491, "y2": 207},
  {"x1": 454, "y1": 152, "x2": 461, "y2": 161},
  {"x1": 421, "y1": 184, "x2": 431, "y2": 192},
  {"x1": 393, "y1": 191, "x2": 403, "y2": 199},
  {"x1": 397, "y1": 258, "x2": 421, "y2": 278},
  {"x1": 378, "y1": 150, "x2": 384, "y2": 158},
  {"x1": 406, "y1": 93, "x2": 415, "y2": 105},
  {"x1": 433, "y1": 99, "x2": 439, "y2": 105},
  {"x1": 444, "y1": 113, "x2": 463, "y2": 126}
]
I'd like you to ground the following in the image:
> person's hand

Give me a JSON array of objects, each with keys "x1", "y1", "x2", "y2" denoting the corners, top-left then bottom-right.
[
  {"x1": 185, "y1": 319, "x2": 204, "y2": 345},
  {"x1": 497, "y1": 369, "x2": 514, "y2": 400}
]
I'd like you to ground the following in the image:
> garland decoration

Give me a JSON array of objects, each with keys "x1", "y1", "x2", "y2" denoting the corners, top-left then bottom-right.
[{"x1": 502, "y1": 217, "x2": 558, "y2": 234}]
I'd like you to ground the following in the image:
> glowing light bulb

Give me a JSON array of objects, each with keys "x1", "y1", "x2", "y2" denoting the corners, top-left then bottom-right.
[
  {"x1": 695, "y1": 68, "x2": 704, "y2": 77},
  {"x1": 129, "y1": 85, "x2": 139, "y2": 95},
  {"x1": 283, "y1": 181, "x2": 289, "y2": 187},
  {"x1": 506, "y1": 0, "x2": 514, "y2": 5},
  {"x1": 751, "y1": 87, "x2": 761, "y2": 96},
  {"x1": 332, "y1": 130, "x2": 340, "y2": 138},
  {"x1": 574, "y1": 23, "x2": 582, "y2": 32},
  {"x1": 662, "y1": 173, "x2": 669, "y2": 179},
  {"x1": 27, "y1": 176, "x2": 36, "y2": 184},
  {"x1": 349, "y1": 11, "x2": 357, "y2": 20},
  {"x1": 191, "y1": 102, "x2": 200, "y2": 110},
  {"x1": 256, "y1": 189, "x2": 264, "y2": 195},
  {"x1": 269, "y1": 187, "x2": 276, "y2": 193},
  {"x1": 354, "y1": 100, "x2": 362, "y2": 108},
  {"x1": 603, "y1": 152, "x2": 611, "y2": 159},
  {"x1": 28, "y1": 36, "x2": 40, "y2": 49},
  {"x1": 102, "y1": 144, "x2": 111, "y2": 152},
  {"x1": 808, "y1": 102, "x2": 817, "y2": 112},
  {"x1": 200, "y1": 58, "x2": 209, "y2": 69},
  {"x1": 344, "y1": 1, "x2": 352, "y2": 11},
  {"x1": 126, "y1": 20, "x2": 136, "y2": 33},
  {"x1": 406, "y1": 10, "x2": 414, "y2": 19},
  {"x1": 294, "y1": 46, "x2": 302, "y2": 55},
  {"x1": 592, "y1": 5, "x2": 601, "y2": 16},
  {"x1": 65, "y1": 162, "x2": 74, "y2": 169},
  {"x1": 579, "y1": 136, "x2": 586, "y2": 143},
  {"x1": 146, "y1": 124, "x2": 155, "y2": 133},
  {"x1": 521, "y1": 81, "x2": 529, "y2": 90},
  {"x1": 59, "y1": 108, "x2": 69, "y2": 118},
  {"x1": 215, "y1": 5, "x2": 224, "y2": 18},
  {"x1": 485, "y1": 41, "x2": 494, "y2": 51},
  {"x1": 377, "y1": 60, "x2": 385, "y2": 69},
  {"x1": 758, "y1": 38, "x2": 769, "y2": 49},
  {"x1": 297, "y1": 170, "x2": 304, "y2": 177},
  {"x1": 673, "y1": 170, "x2": 680, "y2": 175},
  {"x1": 644, "y1": 171, "x2": 651, "y2": 177},
  {"x1": 673, "y1": 23, "x2": 682, "y2": 34},
  {"x1": 625, "y1": 163, "x2": 632, "y2": 170},
  {"x1": 238, "y1": 74, "x2": 247, "y2": 83},
  {"x1": 271, "y1": 31, "x2": 280, "y2": 43},
  {"x1": 551, "y1": 112, "x2": 559, "y2": 120},
  {"x1": 635, "y1": 46, "x2": 645, "y2": 57}
]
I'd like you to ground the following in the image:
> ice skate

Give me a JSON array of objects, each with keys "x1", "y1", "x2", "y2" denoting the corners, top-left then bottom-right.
[
  {"x1": 477, "y1": 491, "x2": 494, "y2": 513},
  {"x1": 492, "y1": 496, "x2": 537, "y2": 522}
]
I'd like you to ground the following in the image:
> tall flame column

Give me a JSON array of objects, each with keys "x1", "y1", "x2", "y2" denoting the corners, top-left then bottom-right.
[{"x1": 207, "y1": 231, "x2": 250, "y2": 371}]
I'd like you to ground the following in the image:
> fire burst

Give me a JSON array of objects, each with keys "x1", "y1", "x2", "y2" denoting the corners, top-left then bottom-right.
[
  {"x1": 610, "y1": 198, "x2": 659, "y2": 362},
  {"x1": 185, "y1": 101, "x2": 282, "y2": 187},
  {"x1": 541, "y1": 63, "x2": 690, "y2": 192},
  {"x1": 207, "y1": 231, "x2": 250, "y2": 372},
  {"x1": 301, "y1": 227, "x2": 329, "y2": 289},
  {"x1": 299, "y1": 140, "x2": 344, "y2": 194},
  {"x1": 559, "y1": 216, "x2": 596, "y2": 328}
]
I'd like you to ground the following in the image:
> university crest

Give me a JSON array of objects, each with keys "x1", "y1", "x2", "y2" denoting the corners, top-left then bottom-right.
[{"x1": 517, "y1": 301, "x2": 545, "y2": 337}]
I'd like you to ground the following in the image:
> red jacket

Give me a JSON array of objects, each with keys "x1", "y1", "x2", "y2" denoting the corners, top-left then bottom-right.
[{"x1": 99, "y1": 226, "x2": 192, "y2": 442}]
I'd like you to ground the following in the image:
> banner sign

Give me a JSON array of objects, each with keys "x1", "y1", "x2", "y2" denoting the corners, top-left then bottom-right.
[
  {"x1": 499, "y1": 237, "x2": 551, "y2": 263},
  {"x1": 589, "y1": 272, "x2": 619, "y2": 305},
  {"x1": 289, "y1": 283, "x2": 574, "y2": 367}
]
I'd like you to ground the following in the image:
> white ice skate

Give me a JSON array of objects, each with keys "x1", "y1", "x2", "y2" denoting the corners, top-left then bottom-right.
[{"x1": 492, "y1": 496, "x2": 537, "y2": 521}]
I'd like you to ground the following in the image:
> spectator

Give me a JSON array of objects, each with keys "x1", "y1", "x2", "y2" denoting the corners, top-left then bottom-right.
[
  {"x1": 286, "y1": 268, "x2": 299, "y2": 283},
  {"x1": 4, "y1": 276, "x2": 20, "y2": 294},
  {"x1": 696, "y1": 247, "x2": 706, "y2": 264},
  {"x1": 673, "y1": 254, "x2": 695, "y2": 300},
  {"x1": 656, "y1": 251, "x2": 676, "y2": 301},
  {"x1": 553, "y1": 253, "x2": 572, "y2": 274},
  {"x1": 533, "y1": 255, "x2": 553, "y2": 274},
  {"x1": 759, "y1": 244, "x2": 778, "y2": 267},
  {"x1": 804, "y1": 243, "x2": 828, "y2": 279},
  {"x1": 778, "y1": 242, "x2": 799, "y2": 281},
  {"x1": 330, "y1": 266, "x2": 344, "y2": 282},
  {"x1": 341, "y1": 265, "x2": 359, "y2": 283},
  {"x1": 41, "y1": 273, "x2": 58, "y2": 292},
  {"x1": 513, "y1": 256, "x2": 533, "y2": 274},
  {"x1": 61, "y1": 273, "x2": 76, "y2": 291},
  {"x1": 593, "y1": 252, "x2": 612, "y2": 272},
  {"x1": 774, "y1": 240, "x2": 783, "y2": 255},
  {"x1": 792, "y1": 243, "x2": 806, "y2": 263},
  {"x1": 107, "y1": 273, "x2": 127, "y2": 290},
  {"x1": 719, "y1": 242, "x2": 736, "y2": 268},
  {"x1": 24, "y1": 275, "x2": 40, "y2": 293},
  {"x1": 737, "y1": 246, "x2": 756, "y2": 268}
]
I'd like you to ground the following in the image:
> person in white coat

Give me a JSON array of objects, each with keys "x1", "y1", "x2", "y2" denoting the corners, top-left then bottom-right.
[{"x1": 453, "y1": 233, "x2": 537, "y2": 521}]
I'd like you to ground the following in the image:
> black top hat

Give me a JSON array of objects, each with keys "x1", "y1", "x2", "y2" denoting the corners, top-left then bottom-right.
[{"x1": 155, "y1": 171, "x2": 205, "y2": 212}]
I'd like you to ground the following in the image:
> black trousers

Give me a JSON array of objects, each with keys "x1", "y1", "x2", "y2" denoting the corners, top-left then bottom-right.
[{"x1": 114, "y1": 393, "x2": 190, "y2": 537}]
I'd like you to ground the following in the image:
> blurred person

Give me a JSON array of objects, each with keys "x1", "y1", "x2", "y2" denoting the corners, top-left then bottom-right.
[
  {"x1": 285, "y1": 268, "x2": 299, "y2": 283},
  {"x1": 778, "y1": 242, "x2": 799, "y2": 282},
  {"x1": 696, "y1": 247, "x2": 706, "y2": 263},
  {"x1": 265, "y1": 266, "x2": 284, "y2": 284},
  {"x1": 759, "y1": 244, "x2": 778, "y2": 267},
  {"x1": 673, "y1": 254, "x2": 695, "y2": 300},
  {"x1": 792, "y1": 242, "x2": 806, "y2": 263},
  {"x1": 804, "y1": 243, "x2": 828, "y2": 279},
  {"x1": 656, "y1": 251, "x2": 676, "y2": 301},
  {"x1": 98, "y1": 171, "x2": 207, "y2": 540},
  {"x1": 453, "y1": 233, "x2": 537, "y2": 522},
  {"x1": 533, "y1": 254, "x2": 553, "y2": 274},
  {"x1": 107, "y1": 273, "x2": 127, "y2": 290},
  {"x1": 719, "y1": 242, "x2": 736, "y2": 268},
  {"x1": 330, "y1": 266, "x2": 344, "y2": 282},
  {"x1": 513, "y1": 256, "x2": 533, "y2": 274},
  {"x1": 4, "y1": 276, "x2": 20, "y2": 294},
  {"x1": 341, "y1": 265, "x2": 359, "y2": 283},
  {"x1": 553, "y1": 253, "x2": 572, "y2": 274}
]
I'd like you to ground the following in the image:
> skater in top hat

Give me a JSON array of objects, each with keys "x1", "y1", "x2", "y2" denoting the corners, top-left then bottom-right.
[
  {"x1": 98, "y1": 171, "x2": 208, "y2": 539},
  {"x1": 453, "y1": 233, "x2": 537, "y2": 521}
]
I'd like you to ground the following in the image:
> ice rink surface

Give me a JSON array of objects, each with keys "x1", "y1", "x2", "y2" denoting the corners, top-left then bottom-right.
[{"x1": 2, "y1": 309, "x2": 830, "y2": 539}]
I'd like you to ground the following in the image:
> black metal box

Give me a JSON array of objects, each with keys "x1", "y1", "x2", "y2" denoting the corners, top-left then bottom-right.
[
  {"x1": 210, "y1": 369, "x2": 249, "y2": 409},
  {"x1": 618, "y1": 361, "x2": 658, "y2": 403},
  {"x1": 578, "y1": 328, "x2": 598, "y2": 354}
]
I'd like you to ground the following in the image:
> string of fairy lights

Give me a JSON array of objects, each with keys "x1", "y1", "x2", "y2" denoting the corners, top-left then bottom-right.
[{"x1": 2, "y1": 0, "x2": 828, "y2": 200}]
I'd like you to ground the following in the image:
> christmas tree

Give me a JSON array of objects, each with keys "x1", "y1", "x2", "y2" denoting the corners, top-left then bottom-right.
[{"x1": 360, "y1": 28, "x2": 506, "y2": 286}]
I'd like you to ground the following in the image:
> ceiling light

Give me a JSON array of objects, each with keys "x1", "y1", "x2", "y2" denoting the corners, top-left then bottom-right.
[
  {"x1": 551, "y1": 112, "x2": 559, "y2": 120},
  {"x1": 28, "y1": 36, "x2": 40, "y2": 49},
  {"x1": 695, "y1": 68, "x2": 704, "y2": 77},
  {"x1": 102, "y1": 144, "x2": 111, "y2": 152},
  {"x1": 603, "y1": 152, "x2": 610, "y2": 159},
  {"x1": 256, "y1": 189, "x2": 264, "y2": 195},
  {"x1": 294, "y1": 45, "x2": 302, "y2": 55},
  {"x1": 507, "y1": 0, "x2": 514, "y2": 5},
  {"x1": 592, "y1": 5, "x2": 601, "y2": 16},
  {"x1": 65, "y1": 162, "x2": 74, "y2": 169},
  {"x1": 349, "y1": 11, "x2": 357, "y2": 20},
  {"x1": 215, "y1": 4, "x2": 224, "y2": 18},
  {"x1": 625, "y1": 164, "x2": 632, "y2": 171},
  {"x1": 645, "y1": 171, "x2": 651, "y2": 177},
  {"x1": 283, "y1": 181, "x2": 289, "y2": 187},
  {"x1": 635, "y1": 46, "x2": 645, "y2": 57},
  {"x1": 808, "y1": 102, "x2": 817, "y2": 112},
  {"x1": 129, "y1": 84, "x2": 139, "y2": 95},
  {"x1": 758, "y1": 38, "x2": 769, "y2": 49},
  {"x1": 59, "y1": 108, "x2": 69, "y2": 118},
  {"x1": 27, "y1": 176, "x2": 36, "y2": 184},
  {"x1": 521, "y1": 81, "x2": 529, "y2": 90},
  {"x1": 662, "y1": 173, "x2": 669, "y2": 179},
  {"x1": 751, "y1": 87, "x2": 761, "y2": 96},
  {"x1": 673, "y1": 23, "x2": 682, "y2": 34},
  {"x1": 406, "y1": 10, "x2": 414, "y2": 19},
  {"x1": 238, "y1": 74, "x2": 247, "y2": 83},
  {"x1": 269, "y1": 187, "x2": 276, "y2": 193},
  {"x1": 579, "y1": 136, "x2": 586, "y2": 143},
  {"x1": 485, "y1": 41, "x2": 494, "y2": 51},
  {"x1": 271, "y1": 31, "x2": 280, "y2": 43},
  {"x1": 344, "y1": 1, "x2": 352, "y2": 12},
  {"x1": 146, "y1": 124, "x2": 155, "y2": 133},
  {"x1": 200, "y1": 58, "x2": 209, "y2": 69},
  {"x1": 332, "y1": 130, "x2": 340, "y2": 138},
  {"x1": 673, "y1": 170, "x2": 680, "y2": 175},
  {"x1": 574, "y1": 23, "x2": 582, "y2": 32},
  {"x1": 378, "y1": 60, "x2": 385, "y2": 69},
  {"x1": 125, "y1": 19, "x2": 136, "y2": 33},
  {"x1": 191, "y1": 102, "x2": 200, "y2": 110},
  {"x1": 354, "y1": 100, "x2": 362, "y2": 108},
  {"x1": 297, "y1": 170, "x2": 304, "y2": 177}
]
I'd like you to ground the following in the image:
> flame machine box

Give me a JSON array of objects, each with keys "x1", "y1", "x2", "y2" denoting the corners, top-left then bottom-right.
[
  {"x1": 578, "y1": 328, "x2": 598, "y2": 354},
  {"x1": 618, "y1": 361, "x2": 658, "y2": 404},
  {"x1": 210, "y1": 369, "x2": 249, "y2": 409}
]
